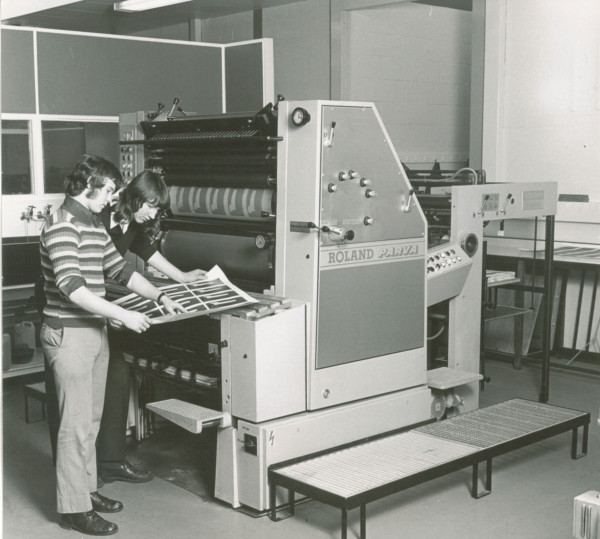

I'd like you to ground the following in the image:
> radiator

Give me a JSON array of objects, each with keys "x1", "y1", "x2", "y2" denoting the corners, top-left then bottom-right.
[{"x1": 574, "y1": 491, "x2": 600, "y2": 539}]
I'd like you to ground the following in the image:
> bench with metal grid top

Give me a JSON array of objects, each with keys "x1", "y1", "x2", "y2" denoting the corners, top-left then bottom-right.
[{"x1": 268, "y1": 398, "x2": 590, "y2": 539}]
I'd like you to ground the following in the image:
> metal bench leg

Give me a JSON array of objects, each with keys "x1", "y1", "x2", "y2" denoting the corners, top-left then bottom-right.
[
  {"x1": 269, "y1": 482, "x2": 277, "y2": 521},
  {"x1": 341, "y1": 508, "x2": 348, "y2": 539},
  {"x1": 571, "y1": 424, "x2": 589, "y2": 459},
  {"x1": 268, "y1": 483, "x2": 295, "y2": 522},
  {"x1": 360, "y1": 504, "x2": 367, "y2": 539},
  {"x1": 472, "y1": 459, "x2": 492, "y2": 498}
]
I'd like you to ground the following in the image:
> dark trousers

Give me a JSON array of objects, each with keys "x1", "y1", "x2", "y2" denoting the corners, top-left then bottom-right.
[{"x1": 45, "y1": 328, "x2": 131, "y2": 466}]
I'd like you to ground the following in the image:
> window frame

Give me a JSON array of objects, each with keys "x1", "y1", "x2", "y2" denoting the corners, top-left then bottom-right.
[{"x1": 1, "y1": 113, "x2": 119, "y2": 197}]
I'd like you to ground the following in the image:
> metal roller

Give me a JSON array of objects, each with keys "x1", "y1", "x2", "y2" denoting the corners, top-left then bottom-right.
[
  {"x1": 163, "y1": 171, "x2": 275, "y2": 188},
  {"x1": 415, "y1": 194, "x2": 452, "y2": 210},
  {"x1": 151, "y1": 145, "x2": 277, "y2": 156},
  {"x1": 148, "y1": 153, "x2": 275, "y2": 168},
  {"x1": 169, "y1": 186, "x2": 275, "y2": 220}
]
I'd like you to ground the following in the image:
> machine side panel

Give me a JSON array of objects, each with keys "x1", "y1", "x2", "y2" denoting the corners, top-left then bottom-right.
[
  {"x1": 230, "y1": 304, "x2": 306, "y2": 423},
  {"x1": 317, "y1": 258, "x2": 424, "y2": 368},
  {"x1": 446, "y1": 181, "x2": 557, "y2": 411},
  {"x1": 274, "y1": 100, "x2": 322, "y2": 348},
  {"x1": 320, "y1": 105, "x2": 422, "y2": 241},
  {"x1": 276, "y1": 101, "x2": 427, "y2": 411}
]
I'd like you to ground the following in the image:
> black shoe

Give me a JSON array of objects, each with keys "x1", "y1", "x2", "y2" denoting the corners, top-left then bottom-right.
[
  {"x1": 98, "y1": 460, "x2": 153, "y2": 484},
  {"x1": 59, "y1": 510, "x2": 118, "y2": 536},
  {"x1": 90, "y1": 491, "x2": 123, "y2": 513}
]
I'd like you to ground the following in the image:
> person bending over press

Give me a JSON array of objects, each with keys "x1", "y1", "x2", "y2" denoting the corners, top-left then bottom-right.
[
  {"x1": 97, "y1": 169, "x2": 206, "y2": 483},
  {"x1": 40, "y1": 155, "x2": 187, "y2": 536},
  {"x1": 44, "y1": 169, "x2": 206, "y2": 484}
]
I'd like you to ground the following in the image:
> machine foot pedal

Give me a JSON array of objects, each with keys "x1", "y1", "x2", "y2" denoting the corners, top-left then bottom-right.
[
  {"x1": 146, "y1": 399, "x2": 226, "y2": 433},
  {"x1": 427, "y1": 367, "x2": 482, "y2": 389}
]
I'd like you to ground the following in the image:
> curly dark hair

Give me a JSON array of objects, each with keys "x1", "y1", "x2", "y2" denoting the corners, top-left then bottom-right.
[
  {"x1": 113, "y1": 170, "x2": 170, "y2": 240},
  {"x1": 64, "y1": 154, "x2": 123, "y2": 196}
]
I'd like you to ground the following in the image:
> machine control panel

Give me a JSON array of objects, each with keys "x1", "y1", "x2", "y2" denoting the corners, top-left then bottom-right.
[
  {"x1": 465, "y1": 183, "x2": 556, "y2": 221},
  {"x1": 118, "y1": 111, "x2": 147, "y2": 183},
  {"x1": 427, "y1": 244, "x2": 469, "y2": 275},
  {"x1": 427, "y1": 242, "x2": 473, "y2": 306}
]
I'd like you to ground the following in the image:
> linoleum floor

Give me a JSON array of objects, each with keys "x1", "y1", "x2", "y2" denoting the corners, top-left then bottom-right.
[{"x1": 3, "y1": 359, "x2": 599, "y2": 539}]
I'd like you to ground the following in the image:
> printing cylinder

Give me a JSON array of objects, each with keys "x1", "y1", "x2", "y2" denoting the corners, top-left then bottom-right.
[{"x1": 169, "y1": 186, "x2": 275, "y2": 221}]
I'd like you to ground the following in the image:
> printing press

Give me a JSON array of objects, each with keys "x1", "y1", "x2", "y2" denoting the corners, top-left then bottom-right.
[{"x1": 116, "y1": 100, "x2": 558, "y2": 513}]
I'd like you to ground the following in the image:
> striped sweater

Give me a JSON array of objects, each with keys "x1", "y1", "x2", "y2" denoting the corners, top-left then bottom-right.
[{"x1": 40, "y1": 196, "x2": 135, "y2": 327}]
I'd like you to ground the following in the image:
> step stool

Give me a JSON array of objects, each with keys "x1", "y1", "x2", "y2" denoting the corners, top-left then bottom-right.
[{"x1": 23, "y1": 382, "x2": 48, "y2": 423}]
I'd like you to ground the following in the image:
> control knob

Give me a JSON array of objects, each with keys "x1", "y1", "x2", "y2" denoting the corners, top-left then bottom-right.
[{"x1": 338, "y1": 170, "x2": 358, "y2": 181}]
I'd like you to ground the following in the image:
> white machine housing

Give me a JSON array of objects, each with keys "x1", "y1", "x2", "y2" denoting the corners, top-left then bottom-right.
[
  {"x1": 119, "y1": 100, "x2": 557, "y2": 513},
  {"x1": 214, "y1": 101, "x2": 434, "y2": 510},
  {"x1": 275, "y1": 100, "x2": 428, "y2": 411}
]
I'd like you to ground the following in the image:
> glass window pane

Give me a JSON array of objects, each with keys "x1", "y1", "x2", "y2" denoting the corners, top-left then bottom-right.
[
  {"x1": 1, "y1": 120, "x2": 33, "y2": 195},
  {"x1": 42, "y1": 121, "x2": 119, "y2": 193}
]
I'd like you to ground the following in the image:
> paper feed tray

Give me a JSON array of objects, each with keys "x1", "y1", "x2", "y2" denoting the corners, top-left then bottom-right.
[{"x1": 146, "y1": 399, "x2": 228, "y2": 434}]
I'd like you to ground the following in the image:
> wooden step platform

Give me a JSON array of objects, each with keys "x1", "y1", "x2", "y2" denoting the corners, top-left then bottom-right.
[{"x1": 268, "y1": 398, "x2": 590, "y2": 539}]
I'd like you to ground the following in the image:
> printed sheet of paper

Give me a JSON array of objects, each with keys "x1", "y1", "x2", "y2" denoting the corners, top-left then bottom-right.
[{"x1": 113, "y1": 265, "x2": 256, "y2": 324}]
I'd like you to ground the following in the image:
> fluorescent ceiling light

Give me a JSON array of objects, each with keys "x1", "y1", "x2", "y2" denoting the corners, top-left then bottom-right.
[{"x1": 114, "y1": 0, "x2": 191, "y2": 12}]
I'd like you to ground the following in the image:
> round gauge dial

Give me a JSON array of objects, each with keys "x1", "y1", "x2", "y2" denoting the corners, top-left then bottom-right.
[
  {"x1": 291, "y1": 107, "x2": 311, "y2": 126},
  {"x1": 255, "y1": 235, "x2": 267, "y2": 249}
]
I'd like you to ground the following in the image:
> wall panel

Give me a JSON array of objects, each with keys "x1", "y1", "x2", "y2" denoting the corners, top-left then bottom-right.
[
  {"x1": 1, "y1": 29, "x2": 36, "y2": 113},
  {"x1": 345, "y1": 3, "x2": 472, "y2": 167},
  {"x1": 36, "y1": 32, "x2": 223, "y2": 115},
  {"x1": 225, "y1": 42, "x2": 265, "y2": 112}
]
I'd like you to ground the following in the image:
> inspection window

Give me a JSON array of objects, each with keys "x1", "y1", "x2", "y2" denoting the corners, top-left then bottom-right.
[
  {"x1": 41, "y1": 120, "x2": 119, "y2": 193},
  {"x1": 2, "y1": 119, "x2": 33, "y2": 195}
]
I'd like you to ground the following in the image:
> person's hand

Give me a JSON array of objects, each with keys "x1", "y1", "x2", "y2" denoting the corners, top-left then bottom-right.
[
  {"x1": 160, "y1": 295, "x2": 188, "y2": 315},
  {"x1": 120, "y1": 310, "x2": 152, "y2": 333},
  {"x1": 108, "y1": 318, "x2": 124, "y2": 330},
  {"x1": 179, "y1": 269, "x2": 207, "y2": 283}
]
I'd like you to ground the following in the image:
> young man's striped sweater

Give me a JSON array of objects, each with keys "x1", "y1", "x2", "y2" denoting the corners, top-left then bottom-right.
[{"x1": 40, "y1": 196, "x2": 135, "y2": 328}]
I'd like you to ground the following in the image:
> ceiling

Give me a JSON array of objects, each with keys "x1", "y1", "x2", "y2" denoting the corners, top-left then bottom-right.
[
  {"x1": 1, "y1": 0, "x2": 307, "y2": 33},
  {"x1": 1, "y1": 0, "x2": 471, "y2": 34}
]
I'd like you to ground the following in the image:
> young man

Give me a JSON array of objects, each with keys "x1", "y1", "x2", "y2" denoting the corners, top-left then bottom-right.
[
  {"x1": 39, "y1": 155, "x2": 186, "y2": 536},
  {"x1": 41, "y1": 169, "x2": 206, "y2": 484}
]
